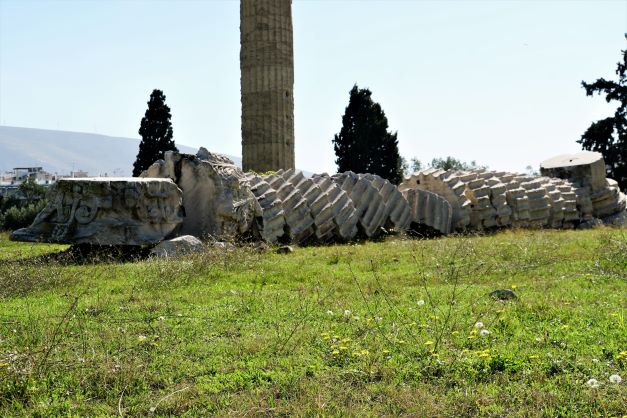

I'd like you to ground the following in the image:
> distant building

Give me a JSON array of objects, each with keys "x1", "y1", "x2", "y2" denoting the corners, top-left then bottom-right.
[
  {"x1": 68, "y1": 170, "x2": 89, "y2": 178},
  {"x1": 0, "y1": 166, "x2": 74, "y2": 197},
  {"x1": 0, "y1": 166, "x2": 92, "y2": 198}
]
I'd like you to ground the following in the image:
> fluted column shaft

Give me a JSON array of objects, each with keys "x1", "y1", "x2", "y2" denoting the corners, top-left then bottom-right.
[{"x1": 240, "y1": 0, "x2": 295, "y2": 172}]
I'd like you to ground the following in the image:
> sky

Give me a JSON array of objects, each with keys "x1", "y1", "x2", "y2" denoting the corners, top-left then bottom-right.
[{"x1": 0, "y1": 0, "x2": 625, "y2": 174}]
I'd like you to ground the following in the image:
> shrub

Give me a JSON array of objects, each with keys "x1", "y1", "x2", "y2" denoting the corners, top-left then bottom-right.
[{"x1": 0, "y1": 200, "x2": 47, "y2": 231}]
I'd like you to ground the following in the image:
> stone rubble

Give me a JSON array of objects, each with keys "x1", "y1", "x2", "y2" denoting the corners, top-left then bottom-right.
[
  {"x1": 150, "y1": 235, "x2": 204, "y2": 257},
  {"x1": 398, "y1": 152, "x2": 625, "y2": 232},
  {"x1": 13, "y1": 150, "x2": 625, "y2": 247}
]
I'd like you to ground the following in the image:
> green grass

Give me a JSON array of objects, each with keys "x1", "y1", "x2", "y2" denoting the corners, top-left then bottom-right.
[{"x1": 0, "y1": 228, "x2": 625, "y2": 416}]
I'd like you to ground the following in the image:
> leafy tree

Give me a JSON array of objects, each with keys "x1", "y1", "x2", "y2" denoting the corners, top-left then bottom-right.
[
  {"x1": 132, "y1": 89, "x2": 178, "y2": 177},
  {"x1": 578, "y1": 49, "x2": 627, "y2": 190},
  {"x1": 332, "y1": 85, "x2": 403, "y2": 184},
  {"x1": 429, "y1": 156, "x2": 483, "y2": 171},
  {"x1": 401, "y1": 157, "x2": 423, "y2": 177},
  {"x1": 19, "y1": 177, "x2": 46, "y2": 203}
]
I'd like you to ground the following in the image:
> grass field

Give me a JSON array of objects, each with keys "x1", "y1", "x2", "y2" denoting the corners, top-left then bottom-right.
[{"x1": 0, "y1": 228, "x2": 625, "y2": 416}]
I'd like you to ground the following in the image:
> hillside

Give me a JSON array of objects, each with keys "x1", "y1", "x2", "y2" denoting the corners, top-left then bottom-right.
[{"x1": 0, "y1": 126, "x2": 242, "y2": 176}]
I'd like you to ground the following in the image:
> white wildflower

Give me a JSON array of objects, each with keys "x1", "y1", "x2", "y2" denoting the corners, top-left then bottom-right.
[
  {"x1": 137, "y1": 335, "x2": 147, "y2": 342},
  {"x1": 479, "y1": 329, "x2": 490, "y2": 337},
  {"x1": 474, "y1": 322, "x2": 484, "y2": 329},
  {"x1": 375, "y1": 316, "x2": 383, "y2": 321},
  {"x1": 157, "y1": 316, "x2": 165, "y2": 321},
  {"x1": 417, "y1": 300, "x2": 425, "y2": 306},
  {"x1": 326, "y1": 310, "x2": 334, "y2": 315},
  {"x1": 609, "y1": 374, "x2": 622, "y2": 384},
  {"x1": 344, "y1": 309, "x2": 352, "y2": 316},
  {"x1": 586, "y1": 378, "x2": 599, "y2": 388}
]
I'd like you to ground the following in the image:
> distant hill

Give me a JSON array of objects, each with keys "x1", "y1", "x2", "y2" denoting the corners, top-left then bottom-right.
[{"x1": 0, "y1": 126, "x2": 242, "y2": 176}]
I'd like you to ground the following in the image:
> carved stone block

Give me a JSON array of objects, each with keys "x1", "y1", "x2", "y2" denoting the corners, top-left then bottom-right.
[{"x1": 11, "y1": 178, "x2": 183, "y2": 245}]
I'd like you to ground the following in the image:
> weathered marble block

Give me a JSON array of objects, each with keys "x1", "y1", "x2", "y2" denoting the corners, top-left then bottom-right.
[
  {"x1": 142, "y1": 149, "x2": 260, "y2": 239},
  {"x1": 540, "y1": 151, "x2": 626, "y2": 218},
  {"x1": 540, "y1": 151, "x2": 607, "y2": 192},
  {"x1": 11, "y1": 178, "x2": 183, "y2": 245}
]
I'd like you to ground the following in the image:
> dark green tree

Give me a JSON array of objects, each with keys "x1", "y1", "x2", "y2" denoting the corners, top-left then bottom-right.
[
  {"x1": 578, "y1": 48, "x2": 627, "y2": 190},
  {"x1": 132, "y1": 89, "x2": 178, "y2": 177},
  {"x1": 332, "y1": 85, "x2": 403, "y2": 184}
]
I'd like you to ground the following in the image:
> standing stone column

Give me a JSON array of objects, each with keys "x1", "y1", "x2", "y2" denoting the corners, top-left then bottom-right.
[{"x1": 240, "y1": 0, "x2": 295, "y2": 172}]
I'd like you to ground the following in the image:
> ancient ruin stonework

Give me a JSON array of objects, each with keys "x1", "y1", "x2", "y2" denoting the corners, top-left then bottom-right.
[
  {"x1": 399, "y1": 169, "x2": 472, "y2": 230},
  {"x1": 142, "y1": 149, "x2": 260, "y2": 240},
  {"x1": 240, "y1": 0, "x2": 295, "y2": 172},
  {"x1": 540, "y1": 152, "x2": 608, "y2": 191},
  {"x1": 401, "y1": 188, "x2": 452, "y2": 235},
  {"x1": 331, "y1": 172, "x2": 389, "y2": 238},
  {"x1": 246, "y1": 174, "x2": 287, "y2": 242},
  {"x1": 10, "y1": 178, "x2": 183, "y2": 245},
  {"x1": 540, "y1": 151, "x2": 626, "y2": 219},
  {"x1": 14, "y1": 151, "x2": 625, "y2": 248}
]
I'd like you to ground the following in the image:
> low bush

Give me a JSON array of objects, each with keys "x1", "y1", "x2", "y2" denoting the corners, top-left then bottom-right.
[{"x1": 0, "y1": 199, "x2": 47, "y2": 231}]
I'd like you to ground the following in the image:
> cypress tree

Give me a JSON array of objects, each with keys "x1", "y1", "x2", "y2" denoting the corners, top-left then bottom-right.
[
  {"x1": 332, "y1": 85, "x2": 403, "y2": 184},
  {"x1": 132, "y1": 89, "x2": 178, "y2": 177}
]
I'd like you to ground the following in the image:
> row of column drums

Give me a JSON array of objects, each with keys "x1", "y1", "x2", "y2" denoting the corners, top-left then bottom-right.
[{"x1": 245, "y1": 167, "x2": 625, "y2": 244}]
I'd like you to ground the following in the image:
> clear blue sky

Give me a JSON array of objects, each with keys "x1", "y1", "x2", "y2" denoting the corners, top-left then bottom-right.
[{"x1": 0, "y1": 0, "x2": 625, "y2": 174}]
